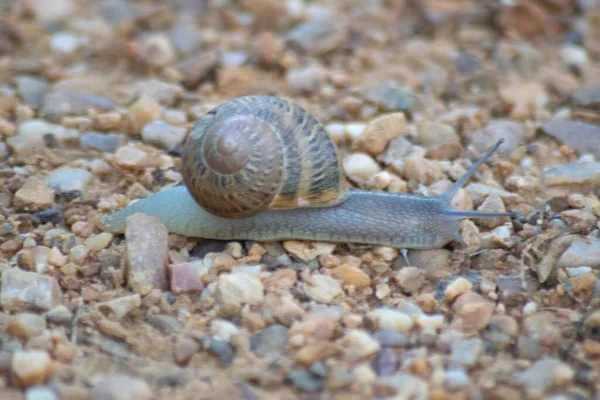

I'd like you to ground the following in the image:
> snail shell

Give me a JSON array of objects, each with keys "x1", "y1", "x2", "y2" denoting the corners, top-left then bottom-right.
[{"x1": 182, "y1": 95, "x2": 348, "y2": 219}]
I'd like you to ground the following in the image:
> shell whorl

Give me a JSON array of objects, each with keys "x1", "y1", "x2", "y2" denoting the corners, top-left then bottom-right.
[{"x1": 181, "y1": 95, "x2": 347, "y2": 218}]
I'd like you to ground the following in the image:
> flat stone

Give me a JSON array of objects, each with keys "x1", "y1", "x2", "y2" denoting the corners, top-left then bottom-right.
[
  {"x1": 557, "y1": 236, "x2": 600, "y2": 269},
  {"x1": 250, "y1": 324, "x2": 289, "y2": 358},
  {"x1": 14, "y1": 76, "x2": 49, "y2": 109},
  {"x1": 141, "y1": 120, "x2": 186, "y2": 150},
  {"x1": 471, "y1": 119, "x2": 527, "y2": 156},
  {"x1": 125, "y1": 213, "x2": 169, "y2": 294},
  {"x1": 80, "y1": 132, "x2": 125, "y2": 153},
  {"x1": 216, "y1": 272, "x2": 264, "y2": 309},
  {"x1": 145, "y1": 313, "x2": 183, "y2": 335},
  {"x1": 13, "y1": 177, "x2": 54, "y2": 212},
  {"x1": 286, "y1": 19, "x2": 348, "y2": 56},
  {"x1": 45, "y1": 167, "x2": 93, "y2": 193},
  {"x1": 89, "y1": 374, "x2": 152, "y2": 400},
  {"x1": 168, "y1": 263, "x2": 204, "y2": 294},
  {"x1": 287, "y1": 369, "x2": 324, "y2": 392},
  {"x1": 1, "y1": 268, "x2": 62, "y2": 312},
  {"x1": 300, "y1": 274, "x2": 342, "y2": 304},
  {"x1": 572, "y1": 87, "x2": 600, "y2": 109},
  {"x1": 541, "y1": 119, "x2": 600, "y2": 159},
  {"x1": 40, "y1": 78, "x2": 115, "y2": 121}
]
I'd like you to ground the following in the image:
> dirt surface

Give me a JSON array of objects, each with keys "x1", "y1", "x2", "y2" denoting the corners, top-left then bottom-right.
[{"x1": 1, "y1": 0, "x2": 600, "y2": 399}]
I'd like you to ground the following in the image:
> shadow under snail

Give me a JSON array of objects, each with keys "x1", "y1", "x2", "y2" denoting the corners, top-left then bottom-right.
[{"x1": 101, "y1": 95, "x2": 518, "y2": 254}]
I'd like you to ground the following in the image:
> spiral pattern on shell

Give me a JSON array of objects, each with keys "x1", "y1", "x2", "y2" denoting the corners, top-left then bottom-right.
[{"x1": 181, "y1": 95, "x2": 347, "y2": 218}]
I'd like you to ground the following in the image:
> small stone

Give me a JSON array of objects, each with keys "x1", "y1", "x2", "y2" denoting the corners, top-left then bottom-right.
[
  {"x1": 168, "y1": 263, "x2": 204, "y2": 294},
  {"x1": 572, "y1": 87, "x2": 600, "y2": 109},
  {"x1": 403, "y1": 157, "x2": 444, "y2": 185},
  {"x1": 45, "y1": 305, "x2": 73, "y2": 324},
  {"x1": 499, "y1": 82, "x2": 548, "y2": 121},
  {"x1": 471, "y1": 119, "x2": 527, "y2": 156},
  {"x1": 97, "y1": 318, "x2": 128, "y2": 339},
  {"x1": 517, "y1": 358, "x2": 574, "y2": 396},
  {"x1": 336, "y1": 329, "x2": 380, "y2": 363},
  {"x1": 250, "y1": 324, "x2": 289, "y2": 358},
  {"x1": 444, "y1": 277, "x2": 473, "y2": 302},
  {"x1": 25, "y1": 0, "x2": 75, "y2": 23},
  {"x1": 300, "y1": 274, "x2": 342, "y2": 304},
  {"x1": 363, "y1": 80, "x2": 415, "y2": 112},
  {"x1": 141, "y1": 120, "x2": 186, "y2": 150},
  {"x1": 11, "y1": 350, "x2": 52, "y2": 387},
  {"x1": 145, "y1": 313, "x2": 183, "y2": 335},
  {"x1": 544, "y1": 162, "x2": 600, "y2": 192},
  {"x1": 449, "y1": 338, "x2": 483, "y2": 367},
  {"x1": 139, "y1": 33, "x2": 176, "y2": 68},
  {"x1": 216, "y1": 272, "x2": 264, "y2": 309},
  {"x1": 415, "y1": 314, "x2": 444, "y2": 330},
  {"x1": 7, "y1": 313, "x2": 46, "y2": 340},
  {"x1": 354, "y1": 112, "x2": 407, "y2": 156},
  {"x1": 45, "y1": 167, "x2": 93, "y2": 193},
  {"x1": 286, "y1": 19, "x2": 348, "y2": 56},
  {"x1": 541, "y1": 119, "x2": 600, "y2": 160},
  {"x1": 125, "y1": 214, "x2": 169, "y2": 294},
  {"x1": 127, "y1": 94, "x2": 163, "y2": 135},
  {"x1": 25, "y1": 386, "x2": 58, "y2": 400},
  {"x1": 474, "y1": 194, "x2": 509, "y2": 229},
  {"x1": 84, "y1": 233, "x2": 113, "y2": 252},
  {"x1": 561, "y1": 209, "x2": 597, "y2": 231},
  {"x1": 417, "y1": 120, "x2": 463, "y2": 160},
  {"x1": 13, "y1": 178, "x2": 54, "y2": 212},
  {"x1": 557, "y1": 236, "x2": 600, "y2": 269},
  {"x1": 287, "y1": 369, "x2": 324, "y2": 392},
  {"x1": 332, "y1": 264, "x2": 371, "y2": 289},
  {"x1": 80, "y1": 132, "x2": 124, "y2": 153},
  {"x1": 373, "y1": 348, "x2": 399, "y2": 377},
  {"x1": 454, "y1": 297, "x2": 495, "y2": 334},
  {"x1": 394, "y1": 267, "x2": 425, "y2": 294},
  {"x1": 201, "y1": 336, "x2": 235, "y2": 367},
  {"x1": 95, "y1": 294, "x2": 141, "y2": 321},
  {"x1": 176, "y1": 50, "x2": 220, "y2": 90},
  {"x1": 286, "y1": 65, "x2": 328, "y2": 94},
  {"x1": 41, "y1": 79, "x2": 114, "y2": 121},
  {"x1": 47, "y1": 248, "x2": 66, "y2": 268},
  {"x1": 343, "y1": 153, "x2": 381, "y2": 183},
  {"x1": 14, "y1": 76, "x2": 49, "y2": 109},
  {"x1": 366, "y1": 309, "x2": 414, "y2": 333},
  {"x1": 567, "y1": 272, "x2": 597, "y2": 300},
  {"x1": 371, "y1": 330, "x2": 409, "y2": 347},
  {"x1": 131, "y1": 79, "x2": 183, "y2": 107},
  {"x1": 89, "y1": 375, "x2": 152, "y2": 400},
  {"x1": 1, "y1": 268, "x2": 62, "y2": 312},
  {"x1": 283, "y1": 240, "x2": 336, "y2": 261},
  {"x1": 174, "y1": 336, "x2": 200, "y2": 365}
]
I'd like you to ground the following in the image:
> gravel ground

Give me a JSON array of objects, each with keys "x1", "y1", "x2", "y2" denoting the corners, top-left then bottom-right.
[{"x1": 1, "y1": 0, "x2": 600, "y2": 399}]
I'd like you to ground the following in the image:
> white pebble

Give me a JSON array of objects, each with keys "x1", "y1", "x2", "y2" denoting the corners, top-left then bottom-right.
[
  {"x1": 523, "y1": 301, "x2": 537, "y2": 315},
  {"x1": 343, "y1": 153, "x2": 381, "y2": 182}
]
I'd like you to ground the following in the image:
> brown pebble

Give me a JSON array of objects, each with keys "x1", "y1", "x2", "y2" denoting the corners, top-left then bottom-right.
[
  {"x1": 13, "y1": 177, "x2": 54, "y2": 212},
  {"x1": 11, "y1": 350, "x2": 52, "y2": 387},
  {"x1": 332, "y1": 264, "x2": 371, "y2": 289},
  {"x1": 394, "y1": 267, "x2": 425, "y2": 294}
]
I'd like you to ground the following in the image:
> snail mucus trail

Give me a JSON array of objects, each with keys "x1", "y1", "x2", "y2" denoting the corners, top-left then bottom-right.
[{"x1": 101, "y1": 95, "x2": 518, "y2": 264}]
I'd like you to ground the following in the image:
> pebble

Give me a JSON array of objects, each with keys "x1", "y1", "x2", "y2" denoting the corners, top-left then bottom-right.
[
  {"x1": 168, "y1": 263, "x2": 204, "y2": 294},
  {"x1": 557, "y1": 236, "x2": 600, "y2": 269},
  {"x1": 375, "y1": 372, "x2": 428, "y2": 398},
  {"x1": 216, "y1": 272, "x2": 264, "y2": 309},
  {"x1": 50, "y1": 32, "x2": 86, "y2": 54},
  {"x1": 471, "y1": 119, "x2": 527, "y2": 156},
  {"x1": 174, "y1": 336, "x2": 200, "y2": 365},
  {"x1": 417, "y1": 120, "x2": 463, "y2": 160},
  {"x1": 337, "y1": 329, "x2": 380, "y2": 363},
  {"x1": 139, "y1": 33, "x2": 176, "y2": 68},
  {"x1": 125, "y1": 214, "x2": 169, "y2": 294},
  {"x1": 84, "y1": 233, "x2": 113, "y2": 252},
  {"x1": 332, "y1": 264, "x2": 371, "y2": 289},
  {"x1": 343, "y1": 153, "x2": 382, "y2": 183},
  {"x1": 127, "y1": 94, "x2": 163, "y2": 135},
  {"x1": 355, "y1": 112, "x2": 407, "y2": 156},
  {"x1": 11, "y1": 350, "x2": 52, "y2": 387},
  {"x1": 561, "y1": 209, "x2": 597, "y2": 231},
  {"x1": 517, "y1": 358, "x2": 574, "y2": 396},
  {"x1": 300, "y1": 274, "x2": 342, "y2": 304},
  {"x1": 25, "y1": 386, "x2": 58, "y2": 400},
  {"x1": 363, "y1": 80, "x2": 415, "y2": 111},
  {"x1": 449, "y1": 338, "x2": 483, "y2": 367},
  {"x1": 541, "y1": 119, "x2": 600, "y2": 159},
  {"x1": 41, "y1": 79, "x2": 114, "y2": 121},
  {"x1": 176, "y1": 50, "x2": 220, "y2": 90},
  {"x1": 80, "y1": 132, "x2": 125, "y2": 153},
  {"x1": 453, "y1": 296, "x2": 495, "y2": 333},
  {"x1": 572, "y1": 87, "x2": 600, "y2": 109},
  {"x1": 444, "y1": 277, "x2": 473, "y2": 302},
  {"x1": 14, "y1": 76, "x2": 49, "y2": 109},
  {"x1": 13, "y1": 178, "x2": 54, "y2": 212},
  {"x1": 286, "y1": 65, "x2": 328, "y2": 94},
  {"x1": 25, "y1": 0, "x2": 75, "y2": 23},
  {"x1": 495, "y1": 275, "x2": 528, "y2": 306},
  {"x1": 201, "y1": 336, "x2": 235, "y2": 367},
  {"x1": 394, "y1": 267, "x2": 426, "y2": 294},
  {"x1": 373, "y1": 348, "x2": 399, "y2": 377},
  {"x1": 132, "y1": 79, "x2": 183, "y2": 107},
  {"x1": 499, "y1": 82, "x2": 548, "y2": 121},
  {"x1": 286, "y1": 19, "x2": 348, "y2": 56},
  {"x1": 371, "y1": 329, "x2": 410, "y2": 348},
  {"x1": 95, "y1": 294, "x2": 141, "y2": 321},
  {"x1": 45, "y1": 167, "x2": 93, "y2": 193},
  {"x1": 366, "y1": 309, "x2": 414, "y2": 333},
  {"x1": 544, "y1": 162, "x2": 600, "y2": 191},
  {"x1": 250, "y1": 324, "x2": 289, "y2": 358},
  {"x1": 8, "y1": 120, "x2": 80, "y2": 157},
  {"x1": 89, "y1": 375, "x2": 152, "y2": 400},
  {"x1": 475, "y1": 194, "x2": 510, "y2": 229},
  {"x1": 45, "y1": 305, "x2": 73, "y2": 324},
  {"x1": 1, "y1": 268, "x2": 62, "y2": 312},
  {"x1": 6, "y1": 313, "x2": 46, "y2": 340},
  {"x1": 141, "y1": 120, "x2": 187, "y2": 150},
  {"x1": 287, "y1": 369, "x2": 324, "y2": 392},
  {"x1": 444, "y1": 368, "x2": 470, "y2": 390},
  {"x1": 145, "y1": 313, "x2": 183, "y2": 336},
  {"x1": 403, "y1": 157, "x2": 444, "y2": 185},
  {"x1": 283, "y1": 240, "x2": 336, "y2": 261},
  {"x1": 97, "y1": 318, "x2": 128, "y2": 339}
]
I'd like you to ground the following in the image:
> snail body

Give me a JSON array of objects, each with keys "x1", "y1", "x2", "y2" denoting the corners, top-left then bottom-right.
[{"x1": 102, "y1": 95, "x2": 516, "y2": 249}]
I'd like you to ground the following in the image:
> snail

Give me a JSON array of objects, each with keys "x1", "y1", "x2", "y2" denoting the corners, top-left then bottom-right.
[{"x1": 101, "y1": 95, "x2": 517, "y2": 252}]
